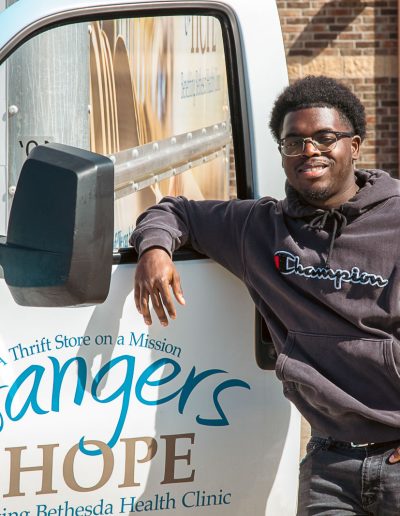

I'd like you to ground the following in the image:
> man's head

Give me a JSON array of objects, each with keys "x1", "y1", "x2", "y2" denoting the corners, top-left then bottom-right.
[{"x1": 269, "y1": 76, "x2": 367, "y2": 208}]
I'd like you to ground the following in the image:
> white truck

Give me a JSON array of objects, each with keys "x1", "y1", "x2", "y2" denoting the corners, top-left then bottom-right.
[{"x1": 0, "y1": 1, "x2": 301, "y2": 514}]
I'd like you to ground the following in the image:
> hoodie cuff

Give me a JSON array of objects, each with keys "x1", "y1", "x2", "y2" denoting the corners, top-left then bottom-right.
[{"x1": 130, "y1": 228, "x2": 173, "y2": 259}]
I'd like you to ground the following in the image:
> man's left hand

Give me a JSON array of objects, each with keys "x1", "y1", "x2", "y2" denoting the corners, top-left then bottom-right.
[{"x1": 388, "y1": 446, "x2": 400, "y2": 463}]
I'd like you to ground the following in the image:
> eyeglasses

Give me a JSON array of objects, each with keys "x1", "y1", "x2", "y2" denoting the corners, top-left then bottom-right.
[{"x1": 279, "y1": 131, "x2": 354, "y2": 157}]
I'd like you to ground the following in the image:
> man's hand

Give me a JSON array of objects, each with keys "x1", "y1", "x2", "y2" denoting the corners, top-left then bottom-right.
[
  {"x1": 134, "y1": 248, "x2": 185, "y2": 326},
  {"x1": 389, "y1": 446, "x2": 400, "y2": 464}
]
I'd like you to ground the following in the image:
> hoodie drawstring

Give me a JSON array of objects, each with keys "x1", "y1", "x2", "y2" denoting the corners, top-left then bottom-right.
[{"x1": 307, "y1": 209, "x2": 347, "y2": 268}]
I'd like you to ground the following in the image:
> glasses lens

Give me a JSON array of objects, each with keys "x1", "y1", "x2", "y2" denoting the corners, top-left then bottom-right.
[
  {"x1": 281, "y1": 137, "x2": 304, "y2": 156},
  {"x1": 313, "y1": 132, "x2": 337, "y2": 151}
]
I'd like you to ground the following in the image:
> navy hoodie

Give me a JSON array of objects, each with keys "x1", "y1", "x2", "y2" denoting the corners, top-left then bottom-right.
[{"x1": 131, "y1": 169, "x2": 400, "y2": 443}]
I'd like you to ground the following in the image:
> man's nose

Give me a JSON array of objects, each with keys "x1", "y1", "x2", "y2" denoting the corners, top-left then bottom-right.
[{"x1": 302, "y1": 139, "x2": 322, "y2": 157}]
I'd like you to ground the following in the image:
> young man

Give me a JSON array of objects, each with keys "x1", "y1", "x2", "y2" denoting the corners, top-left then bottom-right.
[{"x1": 130, "y1": 75, "x2": 400, "y2": 514}]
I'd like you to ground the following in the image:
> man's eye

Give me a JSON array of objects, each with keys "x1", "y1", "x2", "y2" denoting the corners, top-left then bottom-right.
[
  {"x1": 284, "y1": 139, "x2": 302, "y2": 148},
  {"x1": 316, "y1": 135, "x2": 336, "y2": 144}
]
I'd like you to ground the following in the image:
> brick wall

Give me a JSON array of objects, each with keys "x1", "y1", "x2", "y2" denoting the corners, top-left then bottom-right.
[{"x1": 276, "y1": 0, "x2": 398, "y2": 176}]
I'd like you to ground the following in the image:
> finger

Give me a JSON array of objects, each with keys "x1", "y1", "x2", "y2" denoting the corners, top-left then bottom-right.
[
  {"x1": 157, "y1": 279, "x2": 177, "y2": 319},
  {"x1": 172, "y1": 272, "x2": 186, "y2": 305},
  {"x1": 134, "y1": 284, "x2": 142, "y2": 314},
  {"x1": 140, "y1": 290, "x2": 152, "y2": 326},
  {"x1": 149, "y1": 289, "x2": 169, "y2": 327},
  {"x1": 389, "y1": 446, "x2": 400, "y2": 464}
]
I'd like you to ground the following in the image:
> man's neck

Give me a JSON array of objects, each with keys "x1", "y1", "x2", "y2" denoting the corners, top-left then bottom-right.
[{"x1": 305, "y1": 181, "x2": 359, "y2": 210}]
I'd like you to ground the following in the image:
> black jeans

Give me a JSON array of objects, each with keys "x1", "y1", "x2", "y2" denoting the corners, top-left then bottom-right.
[{"x1": 297, "y1": 437, "x2": 400, "y2": 515}]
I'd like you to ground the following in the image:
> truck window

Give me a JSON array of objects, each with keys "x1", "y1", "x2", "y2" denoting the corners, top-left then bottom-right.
[{"x1": 1, "y1": 15, "x2": 238, "y2": 249}]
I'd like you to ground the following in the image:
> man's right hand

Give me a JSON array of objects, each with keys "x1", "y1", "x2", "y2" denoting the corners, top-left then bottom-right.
[{"x1": 134, "y1": 248, "x2": 185, "y2": 326}]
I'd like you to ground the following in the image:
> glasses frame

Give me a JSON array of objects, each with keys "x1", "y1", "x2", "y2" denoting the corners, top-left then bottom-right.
[{"x1": 279, "y1": 130, "x2": 354, "y2": 157}]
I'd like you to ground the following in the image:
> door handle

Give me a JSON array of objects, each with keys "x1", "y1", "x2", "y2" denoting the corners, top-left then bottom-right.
[{"x1": 255, "y1": 310, "x2": 277, "y2": 370}]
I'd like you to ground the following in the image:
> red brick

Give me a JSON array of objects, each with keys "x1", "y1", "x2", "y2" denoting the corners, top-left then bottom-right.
[
  {"x1": 375, "y1": 49, "x2": 395, "y2": 56},
  {"x1": 330, "y1": 9, "x2": 353, "y2": 15},
  {"x1": 304, "y1": 42, "x2": 328, "y2": 48},
  {"x1": 358, "y1": 24, "x2": 375, "y2": 32},
  {"x1": 340, "y1": 33, "x2": 364, "y2": 40},
  {"x1": 308, "y1": 16, "x2": 335, "y2": 23},
  {"x1": 286, "y1": 2, "x2": 311, "y2": 7},
  {"x1": 355, "y1": 41, "x2": 380, "y2": 48},
  {"x1": 333, "y1": 16, "x2": 362, "y2": 24},
  {"x1": 331, "y1": 41, "x2": 355, "y2": 48},
  {"x1": 283, "y1": 26, "x2": 303, "y2": 33},
  {"x1": 288, "y1": 49, "x2": 314, "y2": 56},
  {"x1": 380, "y1": 8, "x2": 397, "y2": 15},
  {"x1": 374, "y1": 2, "x2": 393, "y2": 7},
  {"x1": 313, "y1": 33, "x2": 333, "y2": 40},
  {"x1": 286, "y1": 18, "x2": 309, "y2": 24},
  {"x1": 318, "y1": 48, "x2": 340, "y2": 55},
  {"x1": 278, "y1": 9, "x2": 302, "y2": 17},
  {"x1": 338, "y1": 50, "x2": 363, "y2": 57}
]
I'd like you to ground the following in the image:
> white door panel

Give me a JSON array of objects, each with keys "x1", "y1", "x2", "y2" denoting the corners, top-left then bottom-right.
[{"x1": 0, "y1": 260, "x2": 298, "y2": 514}]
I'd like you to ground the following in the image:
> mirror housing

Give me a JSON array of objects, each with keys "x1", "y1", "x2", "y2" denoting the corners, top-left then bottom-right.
[{"x1": 0, "y1": 143, "x2": 114, "y2": 306}]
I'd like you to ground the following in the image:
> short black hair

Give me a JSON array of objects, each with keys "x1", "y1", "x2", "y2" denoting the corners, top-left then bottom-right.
[{"x1": 269, "y1": 75, "x2": 367, "y2": 142}]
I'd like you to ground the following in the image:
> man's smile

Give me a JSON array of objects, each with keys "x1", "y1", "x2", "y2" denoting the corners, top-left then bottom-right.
[{"x1": 296, "y1": 159, "x2": 331, "y2": 178}]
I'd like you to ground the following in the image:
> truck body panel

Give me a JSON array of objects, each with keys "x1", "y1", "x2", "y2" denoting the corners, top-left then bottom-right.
[{"x1": 0, "y1": 1, "x2": 299, "y2": 514}]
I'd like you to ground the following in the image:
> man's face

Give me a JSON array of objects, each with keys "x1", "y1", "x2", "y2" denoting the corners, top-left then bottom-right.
[{"x1": 280, "y1": 107, "x2": 361, "y2": 208}]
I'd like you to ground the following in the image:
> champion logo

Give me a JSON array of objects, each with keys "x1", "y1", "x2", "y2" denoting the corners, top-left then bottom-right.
[{"x1": 274, "y1": 251, "x2": 389, "y2": 290}]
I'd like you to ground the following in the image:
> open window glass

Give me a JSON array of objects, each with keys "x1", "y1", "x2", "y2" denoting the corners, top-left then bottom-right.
[{"x1": 3, "y1": 14, "x2": 238, "y2": 251}]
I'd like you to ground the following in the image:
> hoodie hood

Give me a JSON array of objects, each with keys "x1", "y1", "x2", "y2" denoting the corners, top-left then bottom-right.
[
  {"x1": 280, "y1": 169, "x2": 400, "y2": 269},
  {"x1": 281, "y1": 169, "x2": 400, "y2": 220}
]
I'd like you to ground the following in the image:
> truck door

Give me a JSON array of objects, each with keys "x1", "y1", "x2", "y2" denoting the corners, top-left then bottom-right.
[{"x1": 0, "y1": 1, "x2": 300, "y2": 514}]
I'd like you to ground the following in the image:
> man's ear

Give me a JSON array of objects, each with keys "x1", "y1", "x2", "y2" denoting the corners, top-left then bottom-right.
[{"x1": 351, "y1": 135, "x2": 361, "y2": 161}]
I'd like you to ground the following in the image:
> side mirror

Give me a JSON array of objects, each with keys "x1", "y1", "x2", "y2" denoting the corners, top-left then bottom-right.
[{"x1": 0, "y1": 143, "x2": 114, "y2": 306}]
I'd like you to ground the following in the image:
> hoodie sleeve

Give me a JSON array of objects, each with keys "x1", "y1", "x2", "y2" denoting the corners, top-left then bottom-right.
[{"x1": 130, "y1": 196, "x2": 256, "y2": 280}]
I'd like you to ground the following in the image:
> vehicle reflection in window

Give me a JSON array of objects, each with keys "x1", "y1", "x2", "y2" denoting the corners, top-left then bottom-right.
[
  {"x1": 5, "y1": 15, "x2": 236, "y2": 249},
  {"x1": 87, "y1": 17, "x2": 236, "y2": 248}
]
